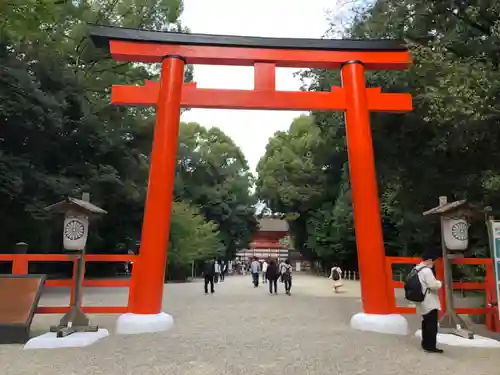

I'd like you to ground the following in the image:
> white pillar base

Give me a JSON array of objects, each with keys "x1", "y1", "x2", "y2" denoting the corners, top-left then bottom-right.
[
  {"x1": 24, "y1": 329, "x2": 109, "y2": 350},
  {"x1": 350, "y1": 312, "x2": 409, "y2": 335},
  {"x1": 415, "y1": 330, "x2": 500, "y2": 348},
  {"x1": 115, "y1": 312, "x2": 174, "y2": 335}
]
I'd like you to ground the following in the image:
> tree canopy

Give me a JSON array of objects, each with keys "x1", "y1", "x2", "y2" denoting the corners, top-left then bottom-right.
[
  {"x1": 1, "y1": 1, "x2": 257, "y2": 279},
  {"x1": 257, "y1": 0, "x2": 500, "y2": 269}
]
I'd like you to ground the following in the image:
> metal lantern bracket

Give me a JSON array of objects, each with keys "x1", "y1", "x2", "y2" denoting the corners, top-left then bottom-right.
[{"x1": 44, "y1": 193, "x2": 107, "y2": 338}]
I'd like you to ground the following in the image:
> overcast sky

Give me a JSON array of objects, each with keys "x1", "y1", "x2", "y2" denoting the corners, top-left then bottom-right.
[{"x1": 180, "y1": 0, "x2": 334, "y2": 172}]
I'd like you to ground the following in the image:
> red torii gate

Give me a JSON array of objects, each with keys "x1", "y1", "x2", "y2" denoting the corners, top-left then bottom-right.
[{"x1": 90, "y1": 25, "x2": 412, "y2": 334}]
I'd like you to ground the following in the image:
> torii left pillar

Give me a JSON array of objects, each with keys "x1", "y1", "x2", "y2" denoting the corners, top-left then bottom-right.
[{"x1": 115, "y1": 55, "x2": 185, "y2": 334}]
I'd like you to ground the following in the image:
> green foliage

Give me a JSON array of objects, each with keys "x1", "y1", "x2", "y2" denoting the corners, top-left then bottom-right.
[
  {"x1": 257, "y1": 0, "x2": 500, "y2": 269},
  {"x1": 176, "y1": 122, "x2": 258, "y2": 259},
  {"x1": 0, "y1": 1, "x2": 256, "y2": 279},
  {"x1": 167, "y1": 201, "x2": 223, "y2": 279},
  {"x1": 256, "y1": 115, "x2": 326, "y2": 215}
]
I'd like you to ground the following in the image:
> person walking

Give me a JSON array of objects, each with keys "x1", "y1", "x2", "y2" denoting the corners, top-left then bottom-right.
[
  {"x1": 408, "y1": 249, "x2": 443, "y2": 354},
  {"x1": 214, "y1": 260, "x2": 221, "y2": 283},
  {"x1": 202, "y1": 258, "x2": 216, "y2": 294},
  {"x1": 278, "y1": 259, "x2": 286, "y2": 285},
  {"x1": 220, "y1": 261, "x2": 226, "y2": 282},
  {"x1": 329, "y1": 265, "x2": 343, "y2": 293},
  {"x1": 250, "y1": 256, "x2": 260, "y2": 287},
  {"x1": 241, "y1": 263, "x2": 247, "y2": 276},
  {"x1": 266, "y1": 259, "x2": 280, "y2": 294},
  {"x1": 280, "y1": 259, "x2": 293, "y2": 295},
  {"x1": 262, "y1": 259, "x2": 268, "y2": 283},
  {"x1": 124, "y1": 248, "x2": 135, "y2": 275}
]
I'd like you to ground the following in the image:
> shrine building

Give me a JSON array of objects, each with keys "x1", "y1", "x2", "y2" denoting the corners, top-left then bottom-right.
[{"x1": 236, "y1": 217, "x2": 289, "y2": 262}]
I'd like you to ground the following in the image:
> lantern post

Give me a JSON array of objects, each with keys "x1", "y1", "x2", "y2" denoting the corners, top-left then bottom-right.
[
  {"x1": 423, "y1": 196, "x2": 486, "y2": 339},
  {"x1": 22, "y1": 193, "x2": 109, "y2": 349},
  {"x1": 42, "y1": 193, "x2": 107, "y2": 338}
]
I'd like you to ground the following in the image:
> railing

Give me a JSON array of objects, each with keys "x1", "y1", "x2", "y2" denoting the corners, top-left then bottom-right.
[
  {"x1": 385, "y1": 256, "x2": 499, "y2": 332},
  {"x1": 0, "y1": 253, "x2": 137, "y2": 314},
  {"x1": 342, "y1": 270, "x2": 359, "y2": 280}
]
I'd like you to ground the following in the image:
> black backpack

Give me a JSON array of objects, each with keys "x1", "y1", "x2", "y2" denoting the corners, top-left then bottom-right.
[
  {"x1": 404, "y1": 267, "x2": 428, "y2": 302},
  {"x1": 332, "y1": 268, "x2": 340, "y2": 281},
  {"x1": 281, "y1": 264, "x2": 291, "y2": 276},
  {"x1": 203, "y1": 261, "x2": 215, "y2": 276}
]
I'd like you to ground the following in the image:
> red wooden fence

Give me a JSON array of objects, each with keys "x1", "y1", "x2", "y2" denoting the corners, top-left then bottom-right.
[
  {"x1": 2, "y1": 253, "x2": 499, "y2": 332},
  {"x1": 0, "y1": 253, "x2": 136, "y2": 314},
  {"x1": 385, "y1": 256, "x2": 500, "y2": 332}
]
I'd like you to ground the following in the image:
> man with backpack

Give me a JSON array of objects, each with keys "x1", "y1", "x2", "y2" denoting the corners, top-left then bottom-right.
[
  {"x1": 404, "y1": 249, "x2": 443, "y2": 353},
  {"x1": 280, "y1": 259, "x2": 293, "y2": 295}
]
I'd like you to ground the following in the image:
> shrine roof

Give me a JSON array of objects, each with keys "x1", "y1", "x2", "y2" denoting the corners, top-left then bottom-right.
[
  {"x1": 44, "y1": 197, "x2": 107, "y2": 215},
  {"x1": 258, "y1": 218, "x2": 288, "y2": 232},
  {"x1": 89, "y1": 25, "x2": 407, "y2": 52}
]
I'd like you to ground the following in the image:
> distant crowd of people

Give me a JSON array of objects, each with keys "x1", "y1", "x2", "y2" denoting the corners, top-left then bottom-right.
[
  {"x1": 247, "y1": 257, "x2": 294, "y2": 295},
  {"x1": 201, "y1": 257, "x2": 348, "y2": 297},
  {"x1": 201, "y1": 257, "x2": 296, "y2": 295}
]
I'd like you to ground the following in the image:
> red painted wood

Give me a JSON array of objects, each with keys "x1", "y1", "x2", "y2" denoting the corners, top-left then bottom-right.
[
  {"x1": 36, "y1": 306, "x2": 128, "y2": 314},
  {"x1": 392, "y1": 281, "x2": 486, "y2": 290},
  {"x1": 254, "y1": 63, "x2": 276, "y2": 91},
  {"x1": 393, "y1": 306, "x2": 493, "y2": 315},
  {"x1": 129, "y1": 56, "x2": 185, "y2": 315},
  {"x1": 111, "y1": 82, "x2": 412, "y2": 112},
  {"x1": 387, "y1": 257, "x2": 497, "y2": 327},
  {"x1": 251, "y1": 230, "x2": 288, "y2": 249},
  {"x1": 109, "y1": 41, "x2": 411, "y2": 70},
  {"x1": 0, "y1": 254, "x2": 137, "y2": 262}
]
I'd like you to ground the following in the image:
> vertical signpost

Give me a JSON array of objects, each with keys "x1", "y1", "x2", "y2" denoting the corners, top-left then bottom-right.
[{"x1": 488, "y1": 220, "x2": 500, "y2": 318}]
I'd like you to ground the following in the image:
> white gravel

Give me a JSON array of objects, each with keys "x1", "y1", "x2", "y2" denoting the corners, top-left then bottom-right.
[{"x1": 0, "y1": 274, "x2": 499, "y2": 375}]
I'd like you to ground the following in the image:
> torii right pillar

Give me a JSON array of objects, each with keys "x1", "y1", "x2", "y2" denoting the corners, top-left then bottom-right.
[{"x1": 342, "y1": 61, "x2": 409, "y2": 335}]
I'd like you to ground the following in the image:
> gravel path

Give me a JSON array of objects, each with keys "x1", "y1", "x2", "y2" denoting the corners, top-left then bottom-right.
[{"x1": 1, "y1": 274, "x2": 499, "y2": 375}]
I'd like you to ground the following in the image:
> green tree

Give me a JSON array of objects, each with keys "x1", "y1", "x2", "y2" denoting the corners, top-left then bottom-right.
[
  {"x1": 256, "y1": 115, "x2": 339, "y2": 260},
  {"x1": 167, "y1": 201, "x2": 223, "y2": 280},
  {"x1": 175, "y1": 122, "x2": 258, "y2": 259},
  {"x1": 0, "y1": 1, "x2": 260, "y2": 282},
  {"x1": 259, "y1": 0, "x2": 500, "y2": 269}
]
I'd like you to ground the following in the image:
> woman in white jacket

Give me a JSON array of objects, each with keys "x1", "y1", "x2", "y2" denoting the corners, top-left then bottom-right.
[{"x1": 329, "y1": 265, "x2": 343, "y2": 293}]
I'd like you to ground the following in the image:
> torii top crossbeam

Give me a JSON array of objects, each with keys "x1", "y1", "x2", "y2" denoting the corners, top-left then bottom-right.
[
  {"x1": 89, "y1": 25, "x2": 410, "y2": 69},
  {"x1": 89, "y1": 25, "x2": 412, "y2": 111}
]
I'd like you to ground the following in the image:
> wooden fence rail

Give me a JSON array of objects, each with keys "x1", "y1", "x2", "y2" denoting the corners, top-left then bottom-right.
[{"x1": 0, "y1": 253, "x2": 136, "y2": 314}]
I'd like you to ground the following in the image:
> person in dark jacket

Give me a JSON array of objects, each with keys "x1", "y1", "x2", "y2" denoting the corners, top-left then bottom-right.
[
  {"x1": 266, "y1": 259, "x2": 280, "y2": 294},
  {"x1": 280, "y1": 259, "x2": 293, "y2": 295},
  {"x1": 203, "y1": 258, "x2": 216, "y2": 294}
]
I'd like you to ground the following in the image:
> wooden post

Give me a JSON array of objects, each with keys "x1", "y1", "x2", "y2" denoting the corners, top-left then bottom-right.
[
  {"x1": 341, "y1": 61, "x2": 391, "y2": 314},
  {"x1": 129, "y1": 55, "x2": 185, "y2": 314}
]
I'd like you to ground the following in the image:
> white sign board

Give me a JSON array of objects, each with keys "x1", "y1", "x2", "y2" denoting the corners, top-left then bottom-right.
[{"x1": 490, "y1": 220, "x2": 500, "y2": 318}]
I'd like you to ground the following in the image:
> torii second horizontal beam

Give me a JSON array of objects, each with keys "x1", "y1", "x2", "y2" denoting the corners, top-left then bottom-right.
[{"x1": 111, "y1": 81, "x2": 412, "y2": 112}]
